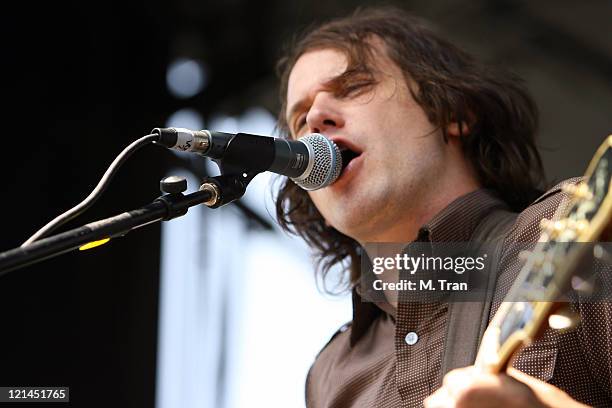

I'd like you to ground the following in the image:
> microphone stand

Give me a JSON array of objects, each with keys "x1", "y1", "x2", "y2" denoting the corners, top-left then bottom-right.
[{"x1": 0, "y1": 172, "x2": 257, "y2": 277}]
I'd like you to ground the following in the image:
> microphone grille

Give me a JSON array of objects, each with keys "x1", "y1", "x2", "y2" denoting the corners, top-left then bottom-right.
[{"x1": 292, "y1": 133, "x2": 342, "y2": 191}]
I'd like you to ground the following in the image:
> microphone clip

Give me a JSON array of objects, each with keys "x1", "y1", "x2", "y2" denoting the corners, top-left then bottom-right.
[{"x1": 198, "y1": 171, "x2": 258, "y2": 209}]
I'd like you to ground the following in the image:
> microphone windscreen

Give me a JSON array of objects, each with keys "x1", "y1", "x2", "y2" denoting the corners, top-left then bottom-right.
[{"x1": 291, "y1": 133, "x2": 342, "y2": 190}]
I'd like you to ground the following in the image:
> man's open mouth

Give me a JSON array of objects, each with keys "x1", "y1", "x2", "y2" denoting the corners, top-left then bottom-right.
[
  {"x1": 340, "y1": 147, "x2": 360, "y2": 170},
  {"x1": 334, "y1": 140, "x2": 362, "y2": 173}
]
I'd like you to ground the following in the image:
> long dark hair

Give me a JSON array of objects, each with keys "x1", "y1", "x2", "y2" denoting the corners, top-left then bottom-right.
[{"x1": 275, "y1": 6, "x2": 546, "y2": 290}]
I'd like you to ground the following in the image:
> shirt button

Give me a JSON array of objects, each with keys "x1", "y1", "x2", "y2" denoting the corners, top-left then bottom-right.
[{"x1": 404, "y1": 332, "x2": 418, "y2": 345}]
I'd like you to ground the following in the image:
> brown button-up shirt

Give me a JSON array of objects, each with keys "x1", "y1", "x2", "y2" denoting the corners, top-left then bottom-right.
[{"x1": 306, "y1": 183, "x2": 612, "y2": 407}]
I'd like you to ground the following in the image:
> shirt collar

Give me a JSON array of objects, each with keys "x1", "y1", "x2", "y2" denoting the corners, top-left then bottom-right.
[{"x1": 350, "y1": 188, "x2": 509, "y2": 346}]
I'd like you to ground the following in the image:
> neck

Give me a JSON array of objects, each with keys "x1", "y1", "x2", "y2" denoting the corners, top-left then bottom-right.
[{"x1": 358, "y1": 176, "x2": 481, "y2": 245}]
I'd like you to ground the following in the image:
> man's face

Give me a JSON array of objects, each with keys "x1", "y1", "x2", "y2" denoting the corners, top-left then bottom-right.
[{"x1": 286, "y1": 46, "x2": 454, "y2": 243}]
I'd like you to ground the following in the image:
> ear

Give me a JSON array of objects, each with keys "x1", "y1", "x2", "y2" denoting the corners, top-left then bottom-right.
[{"x1": 446, "y1": 121, "x2": 470, "y2": 138}]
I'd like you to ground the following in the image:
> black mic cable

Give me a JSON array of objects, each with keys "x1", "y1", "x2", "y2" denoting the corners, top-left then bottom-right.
[{"x1": 21, "y1": 134, "x2": 159, "y2": 246}]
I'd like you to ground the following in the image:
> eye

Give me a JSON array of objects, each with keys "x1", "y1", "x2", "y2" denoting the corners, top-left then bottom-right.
[
  {"x1": 292, "y1": 114, "x2": 307, "y2": 136},
  {"x1": 336, "y1": 81, "x2": 373, "y2": 98},
  {"x1": 326, "y1": 69, "x2": 377, "y2": 100},
  {"x1": 297, "y1": 115, "x2": 307, "y2": 129}
]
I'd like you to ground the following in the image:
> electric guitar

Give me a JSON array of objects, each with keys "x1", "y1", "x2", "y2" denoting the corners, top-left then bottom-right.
[{"x1": 475, "y1": 135, "x2": 612, "y2": 373}]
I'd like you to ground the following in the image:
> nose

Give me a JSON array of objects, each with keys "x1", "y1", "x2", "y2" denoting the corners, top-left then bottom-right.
[{"x1": 305, "y1": 93, "x2": 344, "y2": 134}]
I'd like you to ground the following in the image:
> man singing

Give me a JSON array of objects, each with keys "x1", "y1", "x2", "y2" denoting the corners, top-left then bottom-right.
[{"x1": 274, "y1": 7, "x2": 611, "y2": 408}]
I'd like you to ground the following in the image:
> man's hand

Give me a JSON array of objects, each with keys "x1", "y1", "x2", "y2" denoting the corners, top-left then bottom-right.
[{"x1": 423, "y1": 366, "x2": 589, "y2": 408}]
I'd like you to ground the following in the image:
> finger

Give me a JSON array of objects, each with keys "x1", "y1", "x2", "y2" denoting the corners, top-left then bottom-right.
[
  {"x1": 506, "y1": 367, "x2": 553, "y2": 394},
  {"x1": 424, "y1": 388, "x2": 455, "y2": 408},
  {"x1": 442, "y1": 367, "x2": 476, "y2": 394},
  {"x1": 506, "y1": 368, "x2": 587, "y2": 408}
]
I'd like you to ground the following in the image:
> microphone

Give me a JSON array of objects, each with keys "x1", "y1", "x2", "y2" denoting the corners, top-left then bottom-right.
[{"x1": 151, "y1": 127, "x2": 342, "y2": 190}]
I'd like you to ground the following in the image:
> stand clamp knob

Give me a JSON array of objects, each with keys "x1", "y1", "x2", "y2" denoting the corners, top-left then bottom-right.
[{"x1": 160, "y1": 176, "x2": 188, "y2": 194}]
